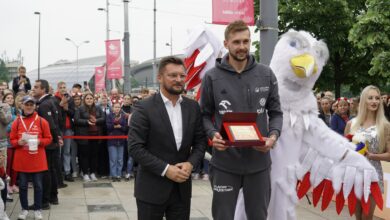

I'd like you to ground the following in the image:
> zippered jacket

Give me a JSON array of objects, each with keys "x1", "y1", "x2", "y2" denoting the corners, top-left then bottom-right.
[{"x1": 200, "y1": 54, "x2": 283, "y2": 174}]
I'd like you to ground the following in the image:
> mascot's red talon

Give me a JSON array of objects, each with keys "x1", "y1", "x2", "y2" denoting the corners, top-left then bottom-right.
[
  {"x1": 361, "y1": 196, "x2": 370, "y2": 215},
  {"x1": 297, "y1": 172, "x2": 311, "y2": 199},
  {"x1": 348, "y1": 187, "x2": 356, "y2": 216},
  {"x1": 336, "y1": 187, "x2": 345, "y2": 214},
  {"x1": 312, "y1": 180, "x2": 326, "y2": 207},
  {"x1": 321, "y1": 180, "x2": 334, "y2": 211},
  {"x1": 371, "y1": 182, "x2": 383, "y2": 210}
]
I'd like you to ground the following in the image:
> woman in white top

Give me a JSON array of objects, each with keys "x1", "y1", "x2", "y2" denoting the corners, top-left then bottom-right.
[{"x1": 345, "y1": 85, "x2": 390, "y2": 220}]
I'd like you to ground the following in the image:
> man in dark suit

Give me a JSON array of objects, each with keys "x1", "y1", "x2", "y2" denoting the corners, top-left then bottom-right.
[{"x1": 128, "y1": 56, "x2": 207, "y2": 220}]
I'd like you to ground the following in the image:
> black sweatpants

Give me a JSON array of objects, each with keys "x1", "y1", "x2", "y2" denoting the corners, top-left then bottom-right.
[{"x1": 210, "y1": 166, "x2": 271, "y2": 220}]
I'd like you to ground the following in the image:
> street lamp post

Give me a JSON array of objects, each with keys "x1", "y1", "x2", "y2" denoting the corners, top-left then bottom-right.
[
  {"x1": 65, "y1": 38, "x2": 89, "y2": 82},
  {"x1": 34, "y1": 12, "x2": 41, "y2": 80},
  {"x1": 152, "y1": 0, "x2": 157, "y2": 89},
  {"x1": 123, "y1": 0, "x2": 131, "y2": 94},
  {"x1": 98, "y1": 0, "x2": 116, "y2": 90}
]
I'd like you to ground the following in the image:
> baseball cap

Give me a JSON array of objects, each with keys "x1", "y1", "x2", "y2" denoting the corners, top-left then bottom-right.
[{"x1": 22, "y1": 96, "x2": 36, "y2": 104}]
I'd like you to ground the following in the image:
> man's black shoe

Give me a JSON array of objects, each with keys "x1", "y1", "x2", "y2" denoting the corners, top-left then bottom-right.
[
  {"x1": 65, "y1": 174, "x2": 74, "y2": 182},
  {"x1": 58, "y1": 183, "x2": 68, "y2": 189},
  {"x1": 50, "y1": 199, "x2": 59, "y2": 205},
  {"x1": 29, "y1": 203, "x2": 50, "y2": 210}
]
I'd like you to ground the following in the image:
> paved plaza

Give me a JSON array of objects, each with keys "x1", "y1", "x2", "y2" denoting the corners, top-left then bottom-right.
[{"x1": 4, "y1": 178, "x2": 373, "y2": 220}]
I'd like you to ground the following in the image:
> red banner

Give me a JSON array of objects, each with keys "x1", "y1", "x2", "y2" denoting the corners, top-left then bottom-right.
[
  {"x1": 94, "y1": 66, "x2": 105, "y2": 93},
  {"x1": 212, "y1": 0, "x2": 255, "y2": 25},
  {"x1": 105, "y1": 39, "x2": 123, "y2": 79}
]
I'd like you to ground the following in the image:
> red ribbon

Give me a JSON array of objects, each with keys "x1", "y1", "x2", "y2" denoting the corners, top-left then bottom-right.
[{"x1": 63, "y1": 135, "x2": 127, "y2": 140}]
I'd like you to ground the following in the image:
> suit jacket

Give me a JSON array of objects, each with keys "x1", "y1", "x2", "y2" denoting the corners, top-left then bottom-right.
[{"x1": 128, "y1": 93, "x2": 207, "y2": 205}]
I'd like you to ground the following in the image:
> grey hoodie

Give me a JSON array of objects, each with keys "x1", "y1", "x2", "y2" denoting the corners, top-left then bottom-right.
[{"x1": 200, "y1": 54, "x2": 283, "y2": 174}]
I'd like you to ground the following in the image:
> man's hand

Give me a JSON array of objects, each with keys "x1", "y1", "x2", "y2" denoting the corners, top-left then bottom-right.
[
  {"x1": 253, "y1": 135, "x2": 277, "y2": 153},
  {"x1": 88, "y1": 121, "x2": 96, "y2": 126},
  {"x1": 114, "y1": 124, "x2": 122, "y2": 129},
  {"x1": 175, "y1": 162, "x2": 193, "y2": 176},
  {"x1": 212, "y1": 132, "x2": 228, "y2": 151},
  {"x1": 165, "y1": 165, "x2": 190, "y2": 183},
  {"x1": 58, "y1": 136, "x2": 64, "y2": 147}
]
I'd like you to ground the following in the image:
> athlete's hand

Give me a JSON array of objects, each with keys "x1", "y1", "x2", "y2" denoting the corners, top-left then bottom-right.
[
  {"x1": 253, "y1": 136, "x2": 277, "y2": 153},
  {"x1": 212, "y1": 132, "x2": 228, "y2": 151}
]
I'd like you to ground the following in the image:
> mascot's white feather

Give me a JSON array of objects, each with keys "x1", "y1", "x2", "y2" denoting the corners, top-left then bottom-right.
[{"x1": 234, "y1": 30, "x2": 383, "y2": 220}]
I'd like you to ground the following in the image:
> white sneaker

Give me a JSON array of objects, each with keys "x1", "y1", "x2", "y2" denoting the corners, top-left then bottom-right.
[
  {"x1": 202, "y1": 174, "x2": 209, "y2": 181},
  {"x1": 72, "y1": 172, "x2": 78, "y2": 178},
  {"x1": 1, "y1": 213, "x2": 10, "y2": 220},
  {"x1": 34, "y1": 210, "x2": 43, "y2": 220},
  {"x1": 192, "y1": 173, "x2": 200, "y2": 180},
  {"x1": 90, "y1": 173, "x2": 98, "y2": 181},
  {"x1": 83, "y1": 174, "x2": 91, "y2": 182},
  {"x1": 17, "y1": 210, "x2": 28, "y2": 220}
]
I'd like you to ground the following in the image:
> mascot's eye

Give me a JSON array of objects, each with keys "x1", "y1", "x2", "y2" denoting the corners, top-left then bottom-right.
[{"x1": 290, "y1": 41, "x2": 297, "y2": 47}]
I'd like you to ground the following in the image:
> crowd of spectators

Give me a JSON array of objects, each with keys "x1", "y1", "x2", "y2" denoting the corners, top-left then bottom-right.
[
  {"x1": 0, "y1": 65, "x2": 211, "y2": 219},
  {"x1": 1, "y1": 66, "x2": 389, "y2": 219},
  {"x1": 316, "y1": 90, "x2": 390, "y2": 131}
]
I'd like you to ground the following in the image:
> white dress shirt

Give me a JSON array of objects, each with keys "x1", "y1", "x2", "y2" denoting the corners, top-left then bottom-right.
[{"x1": 160, "y1": 92, "x2": 183, "y2": 176}]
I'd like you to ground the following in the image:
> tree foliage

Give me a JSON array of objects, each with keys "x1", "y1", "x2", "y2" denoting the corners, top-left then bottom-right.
[
  {"x1": 349, "y1": 0, "x2": 390, "y2": 91},
  {"x1": 0, "y1": 59, "x2": 10, "y2": 83},
  {"x1": 253, "y1": 0, "x2": 387, "y2": 96}
]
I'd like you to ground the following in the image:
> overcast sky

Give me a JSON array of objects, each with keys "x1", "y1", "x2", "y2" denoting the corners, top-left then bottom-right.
[{"x1": 0, "y1": 0, "x2": 259, "y2": 71}]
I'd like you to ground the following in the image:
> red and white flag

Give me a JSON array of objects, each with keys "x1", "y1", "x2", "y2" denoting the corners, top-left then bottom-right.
[
  {"x1": 212, "y1": 0, "x2": 255, "y2": 25},
  {"x1": 95, "y1": 66, "x2": 105, "y2": 93},
  {"x1": 105, "y1": 39, "x2": 123, "y2": 79}
]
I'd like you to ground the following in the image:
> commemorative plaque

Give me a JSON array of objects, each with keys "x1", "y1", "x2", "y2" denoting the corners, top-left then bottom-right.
[{"x1": 220, "y1": 112, "x2": 265, "y2": 147}]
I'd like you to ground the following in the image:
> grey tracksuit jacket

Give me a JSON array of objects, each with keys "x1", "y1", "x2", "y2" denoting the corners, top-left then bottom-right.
[{"x1": 200, "y1": 54, "x2": 283, "y2": 175}]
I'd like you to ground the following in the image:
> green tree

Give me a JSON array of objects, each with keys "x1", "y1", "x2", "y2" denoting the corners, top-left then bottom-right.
[
  {"x1": 0, "y1": 59, "x2": 10, "y2": 82},
  {"x1": 349, "y1": 0, "x2": 390, "y2": 92},
  {"x1": 253, "y1": 0, "x2": 384, "y2": 96}
]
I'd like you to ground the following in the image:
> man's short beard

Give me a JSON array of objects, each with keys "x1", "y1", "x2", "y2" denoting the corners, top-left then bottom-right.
[
  {"x1": 229, "y1": 51, "x2": 248, "y2": 62},
  {"x1": 164, "y1": 85, "x2": 183, "y2": 95}
]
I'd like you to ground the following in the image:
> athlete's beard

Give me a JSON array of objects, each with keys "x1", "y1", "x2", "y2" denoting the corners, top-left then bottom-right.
[{"x1": 229, "y1": 50, "x2": 248, "y2": 62}]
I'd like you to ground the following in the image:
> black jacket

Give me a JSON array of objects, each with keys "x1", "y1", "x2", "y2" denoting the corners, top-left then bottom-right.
[
  {"x1": 12, "y1": 76, "x2": 31, "y2": 94},
  {"x1": 36, "y1": 94, "x2": 61, "y2": 149},
  {"x1": 200, "y1": 54, "x2": 283, "y2": 174},
  {"x1": 128, "y1": 93, "x2": 207, "y2": 205},
  {"x1": 53, "y1": 94, "x2": 75, "y2": 131},
  {"x1": 74, "y1": 105, "x2": 105, "y2": 145}
]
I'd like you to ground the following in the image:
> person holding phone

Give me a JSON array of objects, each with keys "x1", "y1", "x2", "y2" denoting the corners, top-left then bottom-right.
[{"x1": 12, "y1": 66, "x2": 31, "y2": 95}]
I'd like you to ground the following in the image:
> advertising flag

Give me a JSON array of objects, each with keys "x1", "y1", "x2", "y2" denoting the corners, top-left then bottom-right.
[
  {"x1": 105, "y1": 39, "x2": 123, "y2": 79},
  {"x1": 212, "y1": 0, "x2": 255, "y2": 25},
  {"x1": 95, "y1": 66, "x2": 105, "y2": 93}
]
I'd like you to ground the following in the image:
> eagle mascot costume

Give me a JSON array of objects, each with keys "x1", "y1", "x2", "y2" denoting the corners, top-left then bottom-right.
[{"x1": 184, "y1": 28, "x2": 383, "y2": 220}]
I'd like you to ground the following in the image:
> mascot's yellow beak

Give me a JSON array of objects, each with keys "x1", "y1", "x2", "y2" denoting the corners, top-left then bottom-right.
[{"x1": 290, "y1": 54, "x2": 318, "y2": 78}]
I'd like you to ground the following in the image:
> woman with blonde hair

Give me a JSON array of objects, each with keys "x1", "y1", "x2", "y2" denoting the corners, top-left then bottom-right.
[{"x1": 345, "y1": 85, "x2": 390, "y2": 220}]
